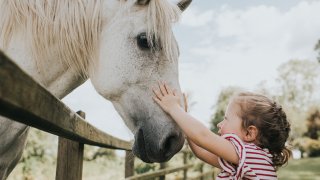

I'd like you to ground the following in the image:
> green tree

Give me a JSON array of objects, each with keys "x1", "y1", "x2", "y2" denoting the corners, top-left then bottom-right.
[
  {"x1": 210, "y1": 86, "x2": 242, "y2": 133},
  {"x1": 21, "y1": 128, "x2": 56, "y2": 179},
  {"x1": 315, "y1": 39, "x2": 320, "y2": 62},
  {"x1": 305, "y1": 107, "x2": 320, "y2": 140},
  {"x1": 84, "y1": 146, "x2": 115, "y2": 161},
  {"x1": 275, "y1": 59, "x2": 320, "y2": 139},
  {"x1": 275, "y1": 59, "x2": 320, "y2": 111}
]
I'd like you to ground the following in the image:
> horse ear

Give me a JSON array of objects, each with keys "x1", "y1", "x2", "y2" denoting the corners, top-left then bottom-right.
[
  {"x1": 177, "y1": 0, "x2": 192, "y2": 11},
  {"x1": 137, "y1": 0, "x2": 150, "y2": 5}
]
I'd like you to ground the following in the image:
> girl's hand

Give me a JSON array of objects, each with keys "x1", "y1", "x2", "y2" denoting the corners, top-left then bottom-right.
[
  {"x1": 183, "y1": 93, "x2": 188, "y2": 112},
  {"x1": 152, "y1": 82, "x2": 182, "y2": 114}
]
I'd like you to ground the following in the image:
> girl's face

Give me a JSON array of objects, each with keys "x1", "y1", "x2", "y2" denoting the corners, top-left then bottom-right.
[{"x1": 217, "y1": 100, "x2": 246, "y2": 140}]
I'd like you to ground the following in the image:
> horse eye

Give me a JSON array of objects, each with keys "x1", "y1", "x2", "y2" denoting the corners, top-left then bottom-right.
[{"x1": 137, "y1": 32, "x2": 150, "y2": 50}]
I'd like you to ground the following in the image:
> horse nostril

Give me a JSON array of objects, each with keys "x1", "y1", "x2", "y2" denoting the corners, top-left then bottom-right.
[
  {"x1": 161, "y1": 134, "x2": 179, "y2": 158},
  {"x1": 134, "y1": 127, "x2": 184, "y2": 162},
  {"x1": 135, "y1": 129, "x2": 149, "y2": 161}
]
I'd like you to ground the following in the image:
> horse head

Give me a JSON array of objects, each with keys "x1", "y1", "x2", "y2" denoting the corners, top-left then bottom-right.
[{"x1": 90, "y1": 0, "x2": 192, "y2": 162}]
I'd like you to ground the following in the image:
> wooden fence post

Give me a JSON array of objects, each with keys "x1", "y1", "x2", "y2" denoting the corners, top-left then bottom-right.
[
  {"x1": 183, "y1": 151, "x2": 187, "y2": 180},
  {"x1": 159, "y1": 162, "x2": 168, "y2": 180},
  {"x1": 125, "y1": 150, "x2": 135, "y2": 178},
  {"x1": 56, "y1": 111, "x2": 85, "y2": 180},
  {"x1": 199, "y1": 163, "x2": 204, "y2": 180},
  {"x1": 212, "y1": 168, "x2": 216, "y2": 180}
]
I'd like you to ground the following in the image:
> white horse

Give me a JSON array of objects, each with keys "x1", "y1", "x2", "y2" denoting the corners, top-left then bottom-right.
[{"x1": 0, "y1": 0, "x2": 192, "y2": 178}]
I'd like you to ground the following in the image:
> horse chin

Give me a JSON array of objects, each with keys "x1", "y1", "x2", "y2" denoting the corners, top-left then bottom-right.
[{"x1": 132, "y1": 142, "x2": 172, "y2": 163}]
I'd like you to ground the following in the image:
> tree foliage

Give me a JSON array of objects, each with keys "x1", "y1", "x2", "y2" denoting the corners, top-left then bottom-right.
[
  {"x1": 305, "y1": 107, "x2": 320, "y2": 140},
  {"x1": 275, "y1": 59, "x2": 320, "y2": 139},
  {"x1": 275, "y1": 59, "x2": 320, "y2": 111},
  {"x1": 84, "y1": 146, "x2": 115, "y2": 161},
  {"x1": 21, "y1": 128, "x2": 56, "y2": 179},
  {"x1": 315, "y1": 39, "x2": 320, "y2": 63}
]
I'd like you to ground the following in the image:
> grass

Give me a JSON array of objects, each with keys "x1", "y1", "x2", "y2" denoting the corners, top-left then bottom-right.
[
  {"x1": 8, "y1": 153, "x2": 211, "y2": 180},
  {"x1": 8, "y1": 156, "x2": 320, "y2": 180},
  {"x1": 8, "y1": 157, "x2": 125, "y2": 180},
  {"x1": 278, "y1": 157, "x2": 320, "y2": 180}
]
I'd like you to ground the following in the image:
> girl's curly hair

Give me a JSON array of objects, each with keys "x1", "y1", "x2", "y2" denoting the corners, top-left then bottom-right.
[{"x1": 233, "y1": 92, "x2": 291, "y2": 169}]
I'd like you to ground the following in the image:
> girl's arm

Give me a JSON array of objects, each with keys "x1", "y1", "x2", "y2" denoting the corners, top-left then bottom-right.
[
  {"x1": 153, "y1": 83, "x2": 239, "y2": 165},
  {"x1": 187, "y1": 137, "x2": 221, "y2": 168},
  {"x1": 169, "y1": 106, "x2": 239, "y2": 164}
]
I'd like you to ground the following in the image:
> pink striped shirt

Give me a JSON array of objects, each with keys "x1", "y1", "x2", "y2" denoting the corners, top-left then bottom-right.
[{"x1": 217, "y1": 134, "x2": 277, "y2": 180}]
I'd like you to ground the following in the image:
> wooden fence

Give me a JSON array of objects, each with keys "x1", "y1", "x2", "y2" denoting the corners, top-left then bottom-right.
[{"x1": 0, "y1": 51, "x2": 215, "y2": 179}]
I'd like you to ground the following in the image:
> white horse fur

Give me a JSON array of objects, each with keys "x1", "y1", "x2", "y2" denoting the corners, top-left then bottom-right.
[{"x1": 0, "y1": 0, "x2": 191, "y2": 178}]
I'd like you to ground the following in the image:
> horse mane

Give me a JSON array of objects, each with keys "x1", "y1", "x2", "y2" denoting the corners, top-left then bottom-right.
[
  {"x1": 0, "y1": 0, "x2": 180, "y2": 77},
  {"x1": 0, "y1": 0, "x2": 103, "y2": 77}
]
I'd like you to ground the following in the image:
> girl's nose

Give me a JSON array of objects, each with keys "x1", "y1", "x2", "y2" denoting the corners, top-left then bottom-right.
[{"x1": 217, "y1": 121, "x2": 222, "y2": 129}]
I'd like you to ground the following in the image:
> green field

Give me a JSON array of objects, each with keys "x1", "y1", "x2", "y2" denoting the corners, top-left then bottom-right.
[
  {"x1": 8, "y1": 156, "x2": 320, "y2": 180},
  {"x1": 278, "y1": 157, "x2": 320, "y2": 180}
]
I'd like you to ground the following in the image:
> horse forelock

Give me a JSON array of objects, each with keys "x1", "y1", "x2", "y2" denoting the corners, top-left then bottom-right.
[
  {"x1": 0, "y1": 0, "x2": 180, "y2": 78},
  {"x1": 146, "y1": 0, "x2": 181, "y2": 62},
  {"x1": 113, "y1": 0, "x2": 181, "y2": 62}
]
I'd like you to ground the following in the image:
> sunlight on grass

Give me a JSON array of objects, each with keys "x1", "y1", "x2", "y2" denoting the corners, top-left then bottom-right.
[{"x1": 278, "y1": 157, "x2": 320, "y2": 180}]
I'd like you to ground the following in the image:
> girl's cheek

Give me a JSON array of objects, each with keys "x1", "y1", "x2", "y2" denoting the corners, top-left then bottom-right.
[
  {"x1": 219, "y1": 124, "x2": 226, "y2": 135},
  {"x1": 220, "y1": 127, "x2": 226, "y2": 135}
]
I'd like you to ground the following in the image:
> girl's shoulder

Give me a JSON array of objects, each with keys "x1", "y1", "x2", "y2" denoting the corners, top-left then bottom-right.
[
  {"x1": 218, "y1": 134, "x2": 277, "y2": 180},
  {"x1": 244, "y1": 142, "x2": 273, "y2": 159},
  {"x1": 244, "y1": 142, "x2": 274, "y2": 165}
]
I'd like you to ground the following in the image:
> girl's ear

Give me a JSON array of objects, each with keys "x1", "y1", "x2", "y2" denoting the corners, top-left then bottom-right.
[{"x1": 244, "y1": 125, "x2": 258, "y2": 142}]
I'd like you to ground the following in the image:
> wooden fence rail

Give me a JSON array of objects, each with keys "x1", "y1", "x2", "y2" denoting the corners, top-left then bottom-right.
[
  {"x1": 0, "y1": 51, "x2": 215, "y2": 179},
  {"x1": 127, "y1": 164, "x2": 194, "y2": 180},
  {"x1": 0, "y1": 52, "x2": 131, "y2": 151}
]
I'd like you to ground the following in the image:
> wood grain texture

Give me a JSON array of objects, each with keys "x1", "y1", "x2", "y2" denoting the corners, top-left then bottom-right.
[
  {"x1": 56, "y1": 111, "x2": 85, "y2": 180},
  {"x1": 125, "y1": 151, "x2": 135, "y2": 178},
  {"x1": 0, "y1": 51, "x2": 132, "y2": 150},
  {"x1": 126, "y1": 164, "x2": 193, "y2": 180}
]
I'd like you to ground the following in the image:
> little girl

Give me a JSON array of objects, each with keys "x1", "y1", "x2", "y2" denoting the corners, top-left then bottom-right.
[{"x1": 152, "y1": 82, "x2": 291, "y2": 180}]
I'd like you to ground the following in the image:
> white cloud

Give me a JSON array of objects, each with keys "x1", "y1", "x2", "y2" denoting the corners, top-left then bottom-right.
[
  {"x1": 180, "y1": 7, "x2": 214, "y2": 27},
  {"x1": 178, "y1": 1, "x2": 320, "y2": 124}
]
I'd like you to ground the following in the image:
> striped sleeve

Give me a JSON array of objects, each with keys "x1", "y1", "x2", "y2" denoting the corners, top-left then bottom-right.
[{"x1": 217, "y1": 134, "x2": 246, "y2": 180}]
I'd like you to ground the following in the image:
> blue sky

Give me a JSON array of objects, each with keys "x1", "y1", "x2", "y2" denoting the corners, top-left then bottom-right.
[{"x1": 63, "y1": 0, "x2": 320, "y2": 141}]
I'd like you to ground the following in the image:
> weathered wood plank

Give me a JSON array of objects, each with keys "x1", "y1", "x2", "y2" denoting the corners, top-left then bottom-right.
[
  {"x1": 188, "y1": 170, "x2": 215, "y2": 180},
  {"x1": 56, "y1": 138, "x2": 84, "y2": 180},
  {"x1": 0, "y1": 51, "x2": 132, "y2": 150},
  {"x1": 56, "y1": 111, "x2": 85, "y2": 180},
  {"x1": 159, "y1": 162, "x2": 168, "y2": 180},
  {"x1": 125, "y1": 151, "x2": 135, "y2": 178},
  {"x1": 183, "y1": 151, "x2": 188, "y2": 180},
  {"x1": 126, "y1": 164, "x2": 193, "y2": 180}
]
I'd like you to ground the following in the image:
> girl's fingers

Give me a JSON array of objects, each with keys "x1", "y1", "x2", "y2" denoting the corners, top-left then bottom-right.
[
  {"x1": 173, "y1": 89, "x2": 177, "y2": 96},
  {"x1": 164, "y1": 82, "x2": 173, "y2": 95},
  {"x1": 153, "y1": 88, "x2": 163, "y2": 100},
  {"x1": 158, "y1": 81, "x2": 167, "y2": 95},
  {"x1": 153, "y1": 97, "x2": 161, "y2": 104},
  {"x1": 183, "y1": 93, "x2": 188, "y2": 112}
]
